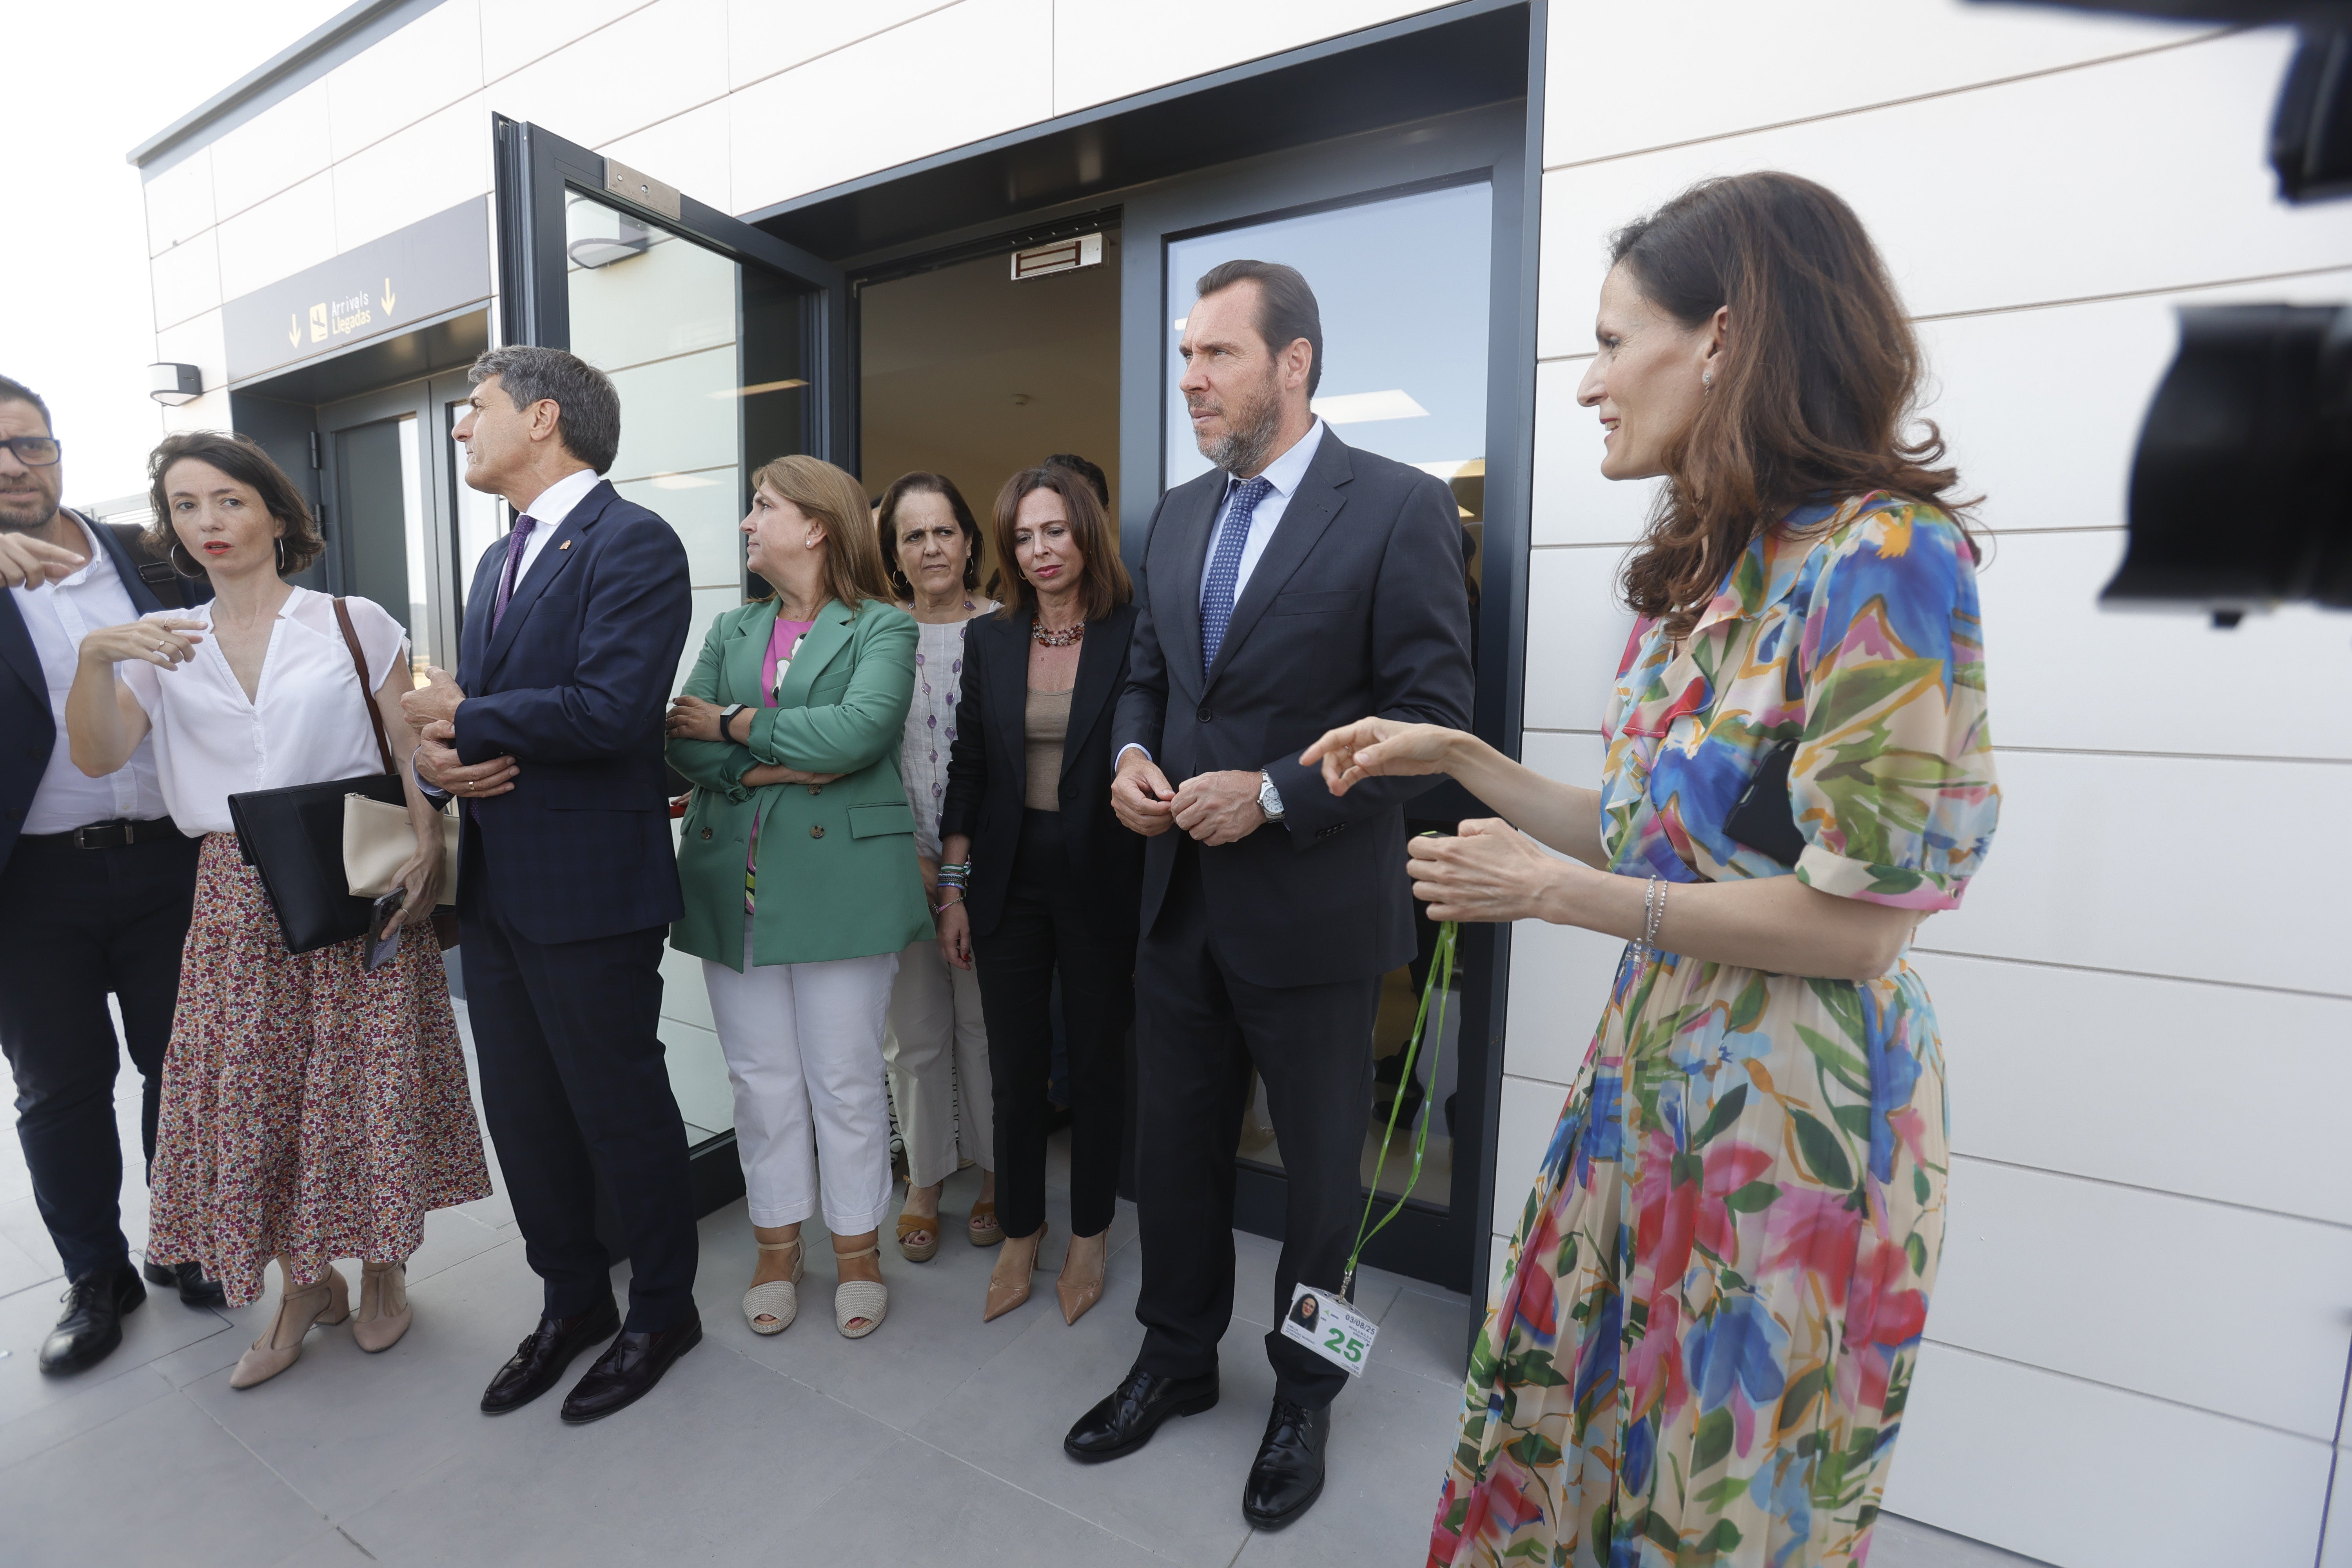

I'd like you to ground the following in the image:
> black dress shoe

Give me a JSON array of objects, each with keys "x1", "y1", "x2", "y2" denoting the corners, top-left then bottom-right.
[
  {"x1": 38, "y1": 1263, "x2": 145, "y2": 1376},
  {"x1": 142, "y1": 1258, "x2": 228, "y2": 1309},
  {"x1": 559, "y1": 1310, "x2": 702, "y2": 1425},
  {"x1": 1241, "y1": 1396, "x2": 1330, "y2": 1529},
  {"x1": 1063, "y1": 1364, "x2": 1219, "y2": 1464},
  {"x1": 479, "y1": 1299, "x2": 621, "y2": 1414}
]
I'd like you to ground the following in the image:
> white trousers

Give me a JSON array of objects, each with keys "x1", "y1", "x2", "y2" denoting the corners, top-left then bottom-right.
[
  {"x1": 703, "y1": 920, "x2": 898, "y2": 1233},
  {"x1": 883, "y1": 937, "x2": 995, "y2": 1187}
]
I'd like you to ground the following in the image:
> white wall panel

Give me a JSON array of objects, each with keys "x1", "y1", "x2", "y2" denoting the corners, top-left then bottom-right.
[
  {"x1": 214, "y1": 172, "x2": 338, "y2": 305},
  {"x1": 149, "y1": 232, "x2": 221, "y2": 334},
  {"x1": 614, "y1": 475, "x2": 741, "y2": 590},
  {"x1": 1975, "y1": 528, "x2": 2352, "y2": 762},
  {"x1": 1490, "y1": 1073, "x2": 1570, "y2": 1234},
  {"x1": 479, "y1": 0, "x2": 655, "y2": 83},
  {"x1": 1051, "y1": 0, "x2": 1439, "y2": 114},
  {"x1": 332, "y1": 94, "x2": 494, "y2": 256},
  {"x1": 143, "y1": 151, "x2": 216, "y2": 258},
  {"x1": 1503, "y1": 731, "x2": 1622, "y2": 1088},
  {"x1": 1924, "y1": 749, "x2": 2343, "y2": 996},
  {"x1": 603, "y1": 346, "x2": 738, "y2": 482},
  {"x1": 326, "y1": 0, "x2": 484, "y2": 160},
  {"x1": 1932, "y1": 1157, "x2": 2352, "y2": 1438},
  {"x1": 1521, "y1": 545, "x2": 1635, "y2": 734},
  {"x1": 1885, "y1": 1342, "x2": 2332, "y2": 1568},
  {"x1": 208, "y1": 79, "x2": 333, "y2": 223},
  {"x1": 728, "y1": 0, "x2": 1053, "y2": 215},
  {"x1": 600, "y1": 98, "x2": 731, "y2": 212},
  {"x1": 1544, "y1": 0, "x2": 2212, "y2": 168},
  {"x1": 486, "y1": 0, "x2": 728, "y2": 157},
  {"x1": 1536, "y1": 31, "x2": 2350, "y2": 360},
  {"x1": 726, "y1": 0, "x2": 955, "y2": 92},
  {"x1": 1920, "y1": 952, "x2": 2352, "y2": 1227}
]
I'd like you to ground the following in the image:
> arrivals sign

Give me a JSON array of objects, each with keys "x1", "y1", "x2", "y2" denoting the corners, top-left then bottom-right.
[{"x1": 221, "y1": 198, "x2": 491, "y2": 384}]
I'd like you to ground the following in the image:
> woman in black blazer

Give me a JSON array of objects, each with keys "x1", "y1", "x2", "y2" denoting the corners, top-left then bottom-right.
[{"x1": 937, "y1": 465, "x2": 1142, "y2": 1328}]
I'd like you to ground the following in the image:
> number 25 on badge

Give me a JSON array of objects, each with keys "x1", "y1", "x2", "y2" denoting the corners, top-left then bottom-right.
[{"x1": 1280, "y1": 1281, "x2": 1375, "y2": 1377}]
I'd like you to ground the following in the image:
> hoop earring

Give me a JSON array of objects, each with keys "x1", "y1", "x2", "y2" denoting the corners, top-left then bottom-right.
[
  {"x1": 963, "y1": 556, "x2": 980, "y2": 592},
  {"x1": 167, "y1": 540, "x2": 207, "y2": 579},
  {"x1": 274, "y1": 537, "x2": 289, "y2": 572}
]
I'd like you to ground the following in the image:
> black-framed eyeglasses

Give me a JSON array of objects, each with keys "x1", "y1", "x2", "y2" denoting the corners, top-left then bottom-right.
[{"x1": 0, "y1": 436, "x2": 61, "y2": 466}]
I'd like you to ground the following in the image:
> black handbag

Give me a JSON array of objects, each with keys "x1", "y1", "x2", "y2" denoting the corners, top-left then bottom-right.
[
  {"x1": 226, "y1": 599, "x2": 410, "y2": 955},
  {"x1": 1721, "y1": 619, "x2": 1809, "y2": 869}
]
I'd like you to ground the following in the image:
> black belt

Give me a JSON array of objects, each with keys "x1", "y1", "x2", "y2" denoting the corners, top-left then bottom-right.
[{"x1": 23, "y1": 818, "x2": 186, "y2": 849}]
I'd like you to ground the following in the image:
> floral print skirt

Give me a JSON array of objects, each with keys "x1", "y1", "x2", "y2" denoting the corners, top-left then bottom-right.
[
  {"x1": 146, "y1": 834, "x2": 492, "y2": 1307},
  {"x1": 1429, "y1": 943, "x2": 1948, "y2": 1568}
]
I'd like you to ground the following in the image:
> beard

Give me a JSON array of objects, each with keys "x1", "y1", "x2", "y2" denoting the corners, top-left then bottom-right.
[
  {"x1": 1192, "y1": 370, "x2": 1285, "y2": 477},
  {"x1": 0, "y1": 483, "x2": 58, "y2": 533}
]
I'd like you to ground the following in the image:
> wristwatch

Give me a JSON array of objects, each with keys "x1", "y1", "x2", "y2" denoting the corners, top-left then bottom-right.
[
  {"x1": 1257, "y1": 771, "x2": 1286, "y2": 823},
  {"x1": 719, "y1": 703, "x2": 750, "y2": 740}
]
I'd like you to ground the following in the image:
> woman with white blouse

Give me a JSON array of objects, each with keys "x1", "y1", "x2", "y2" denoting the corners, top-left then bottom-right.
[
  {"x1": 64, "y1": 432, "x2": 489, "y2": 1390},
  {"x1": 875, "y1": 472, "x2": 1001, "y2": 1259}
]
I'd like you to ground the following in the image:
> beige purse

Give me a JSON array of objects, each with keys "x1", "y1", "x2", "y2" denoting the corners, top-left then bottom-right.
[{"x1": 328, "y1": 599, "x2": 461, "y2": 946}]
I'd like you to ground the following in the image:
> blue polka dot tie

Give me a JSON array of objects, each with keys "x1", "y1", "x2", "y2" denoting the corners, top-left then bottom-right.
[{"x1": 1200, "y1": 476, "x2": 1272, "y2": 679}]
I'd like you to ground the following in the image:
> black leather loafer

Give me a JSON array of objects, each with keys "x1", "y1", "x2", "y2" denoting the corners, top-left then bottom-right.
[
  {"x1": 559, "y1": 1310, "x2": 702, "y2": 1425},
  {"x1": 1241, "y1": 1396, "x2": 1330, "y2": 1529},
  {"x1": 1063, "y1": 1365, "x2": 1219, "y2": 1463},
  {"x1": 143, "y1": 1258, "x2": 228, "y2": 1309},
  {"x1": 39, "y1": 1263, "x2": 145, "y2": 1375},
  {"x1": 480, "y1": 1299, "x2": 621, "y2": 1414}
]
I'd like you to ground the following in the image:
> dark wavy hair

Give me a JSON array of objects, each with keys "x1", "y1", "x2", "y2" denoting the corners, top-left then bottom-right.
[
  {"x1": 145, "y1": 431, "x2": 324, "y2": 576},
  {"x1": 991, "y1": 465, "x2": 1131, "y2": 622},
  {"x1": 1610, "y1": 172, "x2": 1975, "y2": 640},
  {"x1": 875, "y1": 470, "x2": 984, "y2": 597}
]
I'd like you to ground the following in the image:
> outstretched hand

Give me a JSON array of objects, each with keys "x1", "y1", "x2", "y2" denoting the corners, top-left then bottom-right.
[
  {"x1": 1405, "y1": 818, "x2": 1572, "y2": 924},
  {"x1": 1301, "y1": 717, "x2": 1463, "y2": 797}
]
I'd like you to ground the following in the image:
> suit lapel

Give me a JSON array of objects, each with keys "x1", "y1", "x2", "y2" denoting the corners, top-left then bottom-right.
[
  {"x1": 482, "y1": 481, "x2": 613, "y2": 679},
  {"x1": 456, "y1": 535, "x2": 506, "y2": 690},
  {"x1": 773, "y1": 601, "x2": 854, "y2": 709},
  {"x1": 1161, "y1": 475, "x2": 1224, "y2": 694},
  {"x1": 1204, "y1": 434, "x2": 1354, "y2": 691},
  {"x1": 722, "y1": 601, "x2": 777, "y2": 704},
  {"x1": 1060, "y1": 603, "x2": 1126, "y2": 782},
  {"x1": 84, "y1": 516, "x2": 167, "y2": 617},
  {"x1": 992, "y1": 610, "x2": 1030, "y2": 806},
  {"x1": 0, "y1": 593, "x2": 40, "y2": 709}
]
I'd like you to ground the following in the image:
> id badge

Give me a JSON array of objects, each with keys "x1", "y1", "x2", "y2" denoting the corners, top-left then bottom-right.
[{"x1": 1279, "y1": 1282, "x2": 1376, "y2": 1378}]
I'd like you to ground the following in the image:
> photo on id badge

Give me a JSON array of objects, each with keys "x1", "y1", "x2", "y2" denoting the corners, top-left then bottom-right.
[{"x1": 1282, "y1": 1282, "x2": 1374, "y2": 1376}]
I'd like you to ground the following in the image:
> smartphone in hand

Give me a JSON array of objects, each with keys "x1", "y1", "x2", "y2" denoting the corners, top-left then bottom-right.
[{"x1": 365, "y1": 889, "x2": 407, "y2": 972}]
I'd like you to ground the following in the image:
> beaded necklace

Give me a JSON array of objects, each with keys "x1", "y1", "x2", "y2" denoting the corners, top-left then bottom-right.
[{"x1": 1030, "y1": 618, "x2": 1085, "y2": 648}]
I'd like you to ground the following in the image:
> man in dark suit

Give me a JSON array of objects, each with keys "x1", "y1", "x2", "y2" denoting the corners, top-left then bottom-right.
[
  {"x1": 405, "y1": 346, "x2": 699, "y2": 1425},
  {"x1": 0, "y1": 376, "x2": 225, "y2": 1377},
  {"x1": 1071, "y1": 263, "x2": 1474, "y2": 1526}
]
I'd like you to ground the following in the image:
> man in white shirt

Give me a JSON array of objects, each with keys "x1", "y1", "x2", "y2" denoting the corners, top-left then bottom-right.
[{"x1": 0, "y1": 375, "x2": 223, "y2": 1378}]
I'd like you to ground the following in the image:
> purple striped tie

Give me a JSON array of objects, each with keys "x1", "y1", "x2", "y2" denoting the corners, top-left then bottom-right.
[{"x1": 491, "y1": 514, "x2": 538, "y2": 632}]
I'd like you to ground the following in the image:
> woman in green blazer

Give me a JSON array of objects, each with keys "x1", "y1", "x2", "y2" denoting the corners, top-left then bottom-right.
[{"x1": 664, "y1": 455, "x2": 928, "y2": 1344}]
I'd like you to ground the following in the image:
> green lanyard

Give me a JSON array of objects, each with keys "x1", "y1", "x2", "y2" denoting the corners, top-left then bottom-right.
[{"x1": 1341, "y1": 916, "x2": 1457, "y2": 1301}]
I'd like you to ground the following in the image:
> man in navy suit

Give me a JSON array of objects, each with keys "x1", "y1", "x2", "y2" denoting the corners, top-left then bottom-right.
[
  {"x1": 0, "y1": 376, "x2": 225, "y2": 1376},
  {"x1": 405, "y1": 347, "x2": 699, "y2": 1425},
  {"x1": 1070, "y1": 264, "x2": 1474, "y2": 1527}
]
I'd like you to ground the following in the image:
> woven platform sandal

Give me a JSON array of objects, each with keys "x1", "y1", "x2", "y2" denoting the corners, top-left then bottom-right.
[
  {"x1": 741, "y1": 1237, "x2": 804, "y2": 1336},
  {"x1": 967, "y1": 1200, "x2": 1004, "y2": 1248},
  {"x1": 896, "y1": 1208, "x2": 942, "y2": 1263},
  {"x1": 834, "y1": 1246, "x2": 887, "y2": 1339}
]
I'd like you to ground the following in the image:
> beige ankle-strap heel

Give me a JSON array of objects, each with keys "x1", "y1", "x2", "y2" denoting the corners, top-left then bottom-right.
[
  {"x1": 230, "y1": 1261, "x2": 349, "y2": 1389},
  {"x1": 354, "y1": 1261, "x2": 411, "y2": 1353},
  {"x1": 742, "y1": 1238, "x2": 804, "y2": 1335}
]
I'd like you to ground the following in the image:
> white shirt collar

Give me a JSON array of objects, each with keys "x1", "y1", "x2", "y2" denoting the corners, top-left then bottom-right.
[
  {"x1": 517, "y1": 467, "x2": 603, "y2": 529},
  {"x1": 1228, "y1": 418, "x2": 1326, "y2": 501}
]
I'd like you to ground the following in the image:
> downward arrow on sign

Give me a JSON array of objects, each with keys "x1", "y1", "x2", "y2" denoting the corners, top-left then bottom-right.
[
  {"x1": 287, "y1": 314, "x2": 300, "y2": 347},
  {"x1": 380, "y1": 278, "x2": 396, "y2": 313}
]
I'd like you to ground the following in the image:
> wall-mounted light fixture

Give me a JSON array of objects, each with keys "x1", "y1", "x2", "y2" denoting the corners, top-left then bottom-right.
[
  {"x1": 148, "y1": 363, "x2": 203, "y2": 406},
  {"x1": 566, "y1": 202, "x2": 651, "y2": 269}
]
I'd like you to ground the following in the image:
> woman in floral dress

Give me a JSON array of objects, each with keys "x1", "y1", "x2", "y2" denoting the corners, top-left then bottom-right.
[{"x1": 1304, "y1": 173, "x2": 1999, "y2": 1566}]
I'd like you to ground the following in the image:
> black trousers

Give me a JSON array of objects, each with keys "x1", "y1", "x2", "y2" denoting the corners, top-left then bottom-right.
[
  {"x1": 1132, "y1": 842, "x2": 1380, "y2": 1409},
  {"x1": 972, "y1": 809, "x2": 1133, "y2": 1241},
  {"x1": 0, "y1": 831, "x2": 200, "y2": 1281},
  {"x1": 462, "y1": 877, "x2": 697, "y2": 1332}
]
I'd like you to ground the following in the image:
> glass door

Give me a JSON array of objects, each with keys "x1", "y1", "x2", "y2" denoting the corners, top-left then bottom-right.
[
  {"x1": 317, "y1": 377, "x2": 459, "y2": 682},
  {"x1": 1118, "y1": 103, "x2": 1532, "y2": 1294},
  {"x1": 492, "y1": 118, "x2": 851, "y2": 1164}
]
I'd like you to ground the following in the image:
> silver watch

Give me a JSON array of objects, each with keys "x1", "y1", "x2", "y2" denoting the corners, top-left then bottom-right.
[{"x1": 1257, "y1": 771, "x2": 1285, "y2": 822}]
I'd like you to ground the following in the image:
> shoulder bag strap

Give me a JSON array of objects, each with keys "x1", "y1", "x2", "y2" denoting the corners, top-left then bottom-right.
[{"x1": 334, "y1": 597, "x2": 399, "y2": 775}]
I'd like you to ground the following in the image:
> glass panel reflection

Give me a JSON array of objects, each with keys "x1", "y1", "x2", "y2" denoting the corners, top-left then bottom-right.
[{"x1": 1168, "y1": 180, "x2": 1492, "y2": 1210}]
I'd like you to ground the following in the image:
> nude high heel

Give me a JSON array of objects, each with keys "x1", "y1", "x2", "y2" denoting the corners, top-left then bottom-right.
[
  {"x1": 1055, "y1": 1230, "x2": 1108, "y2": 1325},
  {"x1": 982, "y1": 1225, "x2": 1046, "y2": 1323},
  {"x1": 353, "y1": 1261, "x2": 412, "y2": 1352},
  {"x1": 230, "y1": 1261, "x2": 349, "y2": 1389}
]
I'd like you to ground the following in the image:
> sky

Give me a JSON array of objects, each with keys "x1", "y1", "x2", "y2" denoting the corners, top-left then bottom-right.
[{"x1": 5, "y1": 2, "x2": 350, "y2": 509}]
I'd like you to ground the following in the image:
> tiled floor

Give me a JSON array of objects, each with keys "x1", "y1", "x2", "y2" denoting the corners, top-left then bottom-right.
[{"x1": 0, "y1": 1007, "x2": 2040, "y2": 1568}]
